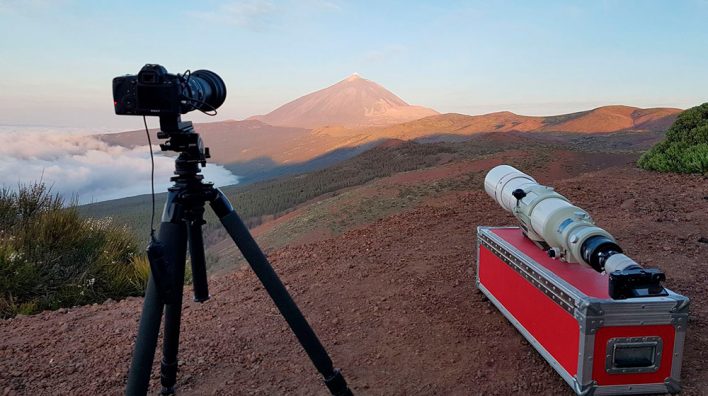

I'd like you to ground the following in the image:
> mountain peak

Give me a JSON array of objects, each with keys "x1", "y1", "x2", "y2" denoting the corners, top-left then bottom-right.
[
  {"x1": 249, "y1": 76, "x2": 438, "y2": 128},
  {"x1": 345, "y1": 73, "x2": 361, "y2": 82}
]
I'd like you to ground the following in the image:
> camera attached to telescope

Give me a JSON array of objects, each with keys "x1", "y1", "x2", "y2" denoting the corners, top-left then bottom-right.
[{"x1": 485, "y1": 165, "x2": 667, "y2": 300}]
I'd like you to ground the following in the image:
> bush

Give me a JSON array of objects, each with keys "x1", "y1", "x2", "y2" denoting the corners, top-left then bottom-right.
[
  {"x1": 0, "y1": 182, "x2": 148, "y2": 318},
  {"x1": 638, "y1": 103, "x2": 708, "y2": 173}
]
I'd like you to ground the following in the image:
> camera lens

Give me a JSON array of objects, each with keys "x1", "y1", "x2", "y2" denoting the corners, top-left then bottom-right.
[{"x1": 189, "y1": 70, "x2": 227, "y2": 112}]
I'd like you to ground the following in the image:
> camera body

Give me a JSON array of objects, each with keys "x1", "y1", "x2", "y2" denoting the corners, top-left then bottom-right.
[{"x1": 113, "y1": 64, "x2": 226, "y2": 116}]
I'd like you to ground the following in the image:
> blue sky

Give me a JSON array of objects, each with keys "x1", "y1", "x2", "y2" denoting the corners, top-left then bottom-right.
[{"x1": 1, "y1": 0, "x2": 707, "y2": 130}]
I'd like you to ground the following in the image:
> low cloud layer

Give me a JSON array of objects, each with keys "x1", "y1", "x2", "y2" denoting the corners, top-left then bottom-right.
[{"x1": 0, "y1": 129, "x2": 239, "y2": 204}]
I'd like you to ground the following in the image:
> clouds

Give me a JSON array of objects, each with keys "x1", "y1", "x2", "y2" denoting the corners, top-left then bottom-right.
[
  {"x1": 0, "y1": 0, "x2": 71, "y2": 15},
  {"x1": 186, "y1": 0, "x2": 341, "y2": 30},
  {"x1": 0, "y1": 129, "x2": 239, "y2": 204},
  {"x1": 187, "y1": 0, "x2": 277, "y2": 29}
]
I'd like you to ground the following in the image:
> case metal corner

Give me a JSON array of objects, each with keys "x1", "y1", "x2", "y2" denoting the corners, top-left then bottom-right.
[
  {"x1": 574, "y1": 380, "x2": 596, "y2": 396},
  {"x1": 664, "y1": 377, "x2": 682, "y2": 394}
]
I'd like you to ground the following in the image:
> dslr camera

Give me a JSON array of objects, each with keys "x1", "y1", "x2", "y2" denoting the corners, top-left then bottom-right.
[{"x1": 113, "y1": 64, "x2": 226, "y2": 116}]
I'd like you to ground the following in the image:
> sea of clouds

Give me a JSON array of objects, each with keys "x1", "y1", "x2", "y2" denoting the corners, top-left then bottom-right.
[{"x1": 0, "y1": 126, "x2": 240, "y2": 204}]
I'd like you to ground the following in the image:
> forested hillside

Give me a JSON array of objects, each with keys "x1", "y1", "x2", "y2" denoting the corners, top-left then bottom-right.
[
  {"x1": 80, "y1": 134, "x2": 531, "y2": 234},
  {"x1": 80, "y1": 130, "x2": 665, "y2": 272}
]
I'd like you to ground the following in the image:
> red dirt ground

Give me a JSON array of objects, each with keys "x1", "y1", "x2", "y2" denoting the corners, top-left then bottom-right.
[{"x1": 1, "y1": 158, "x2": 706, "y2": 395}]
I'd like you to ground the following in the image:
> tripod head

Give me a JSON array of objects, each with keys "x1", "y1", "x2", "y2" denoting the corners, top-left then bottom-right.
[{"x1": 157, "y1": 114, "x2": 210, "y2": 167}]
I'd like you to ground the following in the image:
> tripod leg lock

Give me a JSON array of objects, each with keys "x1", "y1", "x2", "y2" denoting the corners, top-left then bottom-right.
[
  {"x1": 147, "y1": 238, "x2": 181, "y2": 305},
  {"x1": 160, "y1": 358, "x2": 178, "y2": 395},
  {"x1": 324, "y1": 368, "x2": 353, "y2": 396}
]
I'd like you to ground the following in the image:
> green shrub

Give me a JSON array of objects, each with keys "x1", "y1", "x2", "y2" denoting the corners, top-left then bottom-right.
[
  {"x1": 0, "y1": 183, "x2": 149, "y2": 318},
  {"x1": 638, "y1": 103, "x2": 708, "y2": 173}
]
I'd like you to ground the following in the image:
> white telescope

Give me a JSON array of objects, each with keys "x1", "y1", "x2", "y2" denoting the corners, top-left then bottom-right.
[{"x1": 484, "y1": 165, "x2": 667, "y2": 299}]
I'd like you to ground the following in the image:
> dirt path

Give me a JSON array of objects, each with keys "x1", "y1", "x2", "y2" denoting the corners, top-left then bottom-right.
[{"x1": 1, "y1": 164, "x2": 706, "y2": 395}]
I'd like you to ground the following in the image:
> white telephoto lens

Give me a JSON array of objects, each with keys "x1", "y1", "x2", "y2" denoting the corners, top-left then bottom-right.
[{"x1": 484, "y1": 165, "x2": 537, "y2": 212}]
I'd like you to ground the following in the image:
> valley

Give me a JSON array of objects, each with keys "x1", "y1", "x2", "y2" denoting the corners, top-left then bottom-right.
[{"x1": 82, "y1": 129, "x2": 665, "y2": 274}]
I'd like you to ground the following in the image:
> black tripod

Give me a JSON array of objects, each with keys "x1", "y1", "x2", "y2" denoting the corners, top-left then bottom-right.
[{"x1": 125, "y1": 116, "x2": 352, "y2": 396}]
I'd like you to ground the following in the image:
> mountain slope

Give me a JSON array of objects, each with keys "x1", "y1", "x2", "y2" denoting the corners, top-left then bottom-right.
[
  {"x1": 249, "y1": 74, "x2": 439, "y2": 128},
  {"x1": 317, "y1": 106, "x2": 682, "y2": 141},
  {"x1": 99, "y1": 106, "x2": 681, "y2": 182},
  {"x1": 539, "y1": 105, "x2": 681, "y2": 133},
  {"x1": 98, "y1": 119, "x2": 366, "y2": 165}
]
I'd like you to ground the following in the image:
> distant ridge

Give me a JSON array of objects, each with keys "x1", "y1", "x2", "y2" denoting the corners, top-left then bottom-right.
[
  {"x1": 100, "y1": 106, "x2": 681, "y2": 170},
  {"x1": 317, "y1": 105, "x2": 683, "y2": 140},
  {"x1": 249, "y1": 74, "x2": 439, "y2": 128}
]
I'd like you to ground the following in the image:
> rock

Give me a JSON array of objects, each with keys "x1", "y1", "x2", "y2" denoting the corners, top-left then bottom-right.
[{"x1": 620, "y1": 198, "x2": 636, "y2": 210}]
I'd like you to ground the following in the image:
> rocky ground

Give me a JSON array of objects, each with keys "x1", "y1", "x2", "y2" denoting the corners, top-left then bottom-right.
[{"x1": 1, "y1": 156, "x2": 706, "y2": 395}]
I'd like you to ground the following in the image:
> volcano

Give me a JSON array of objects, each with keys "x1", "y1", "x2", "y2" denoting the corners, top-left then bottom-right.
[{"x1": 249, "y1": 74, "x2": 439, "y2": 128}]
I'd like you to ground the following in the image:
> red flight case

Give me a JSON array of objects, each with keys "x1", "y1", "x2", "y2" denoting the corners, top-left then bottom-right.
[{"x1": 476, "y1": 226, "x2": 689, "y2": 395}]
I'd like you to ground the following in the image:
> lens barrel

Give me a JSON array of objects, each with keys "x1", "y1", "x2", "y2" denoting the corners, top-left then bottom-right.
[
  {"x1": 188, "y1": 70, "x2": 227, "y2": 112},
  {"x1": 580, "y1": 235, "x2": 623, "y2": 272},
  {"x1": 484, "y1": 165, "x2": 537, "y2": 212}
]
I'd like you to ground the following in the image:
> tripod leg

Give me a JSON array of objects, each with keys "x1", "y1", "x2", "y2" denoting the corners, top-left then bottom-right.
[
  {"x1": 158, "y1": 222, "x2": 188, "y2": 395},
  {"x1": 126, "y1": 216, "x2": 188, "y2": 396},
  {"x1": 126, "y1": 274, "x2": 164, "y2": 395},
  {"x1": 187, "y1": 217, "x2": 210, "y2": 302},
  {"x1": 160, "y1": 217, "x2": 210, "y2": 394},
  {"x1": 209, "y1": 189, "x2": 352, "y2": 396}
]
